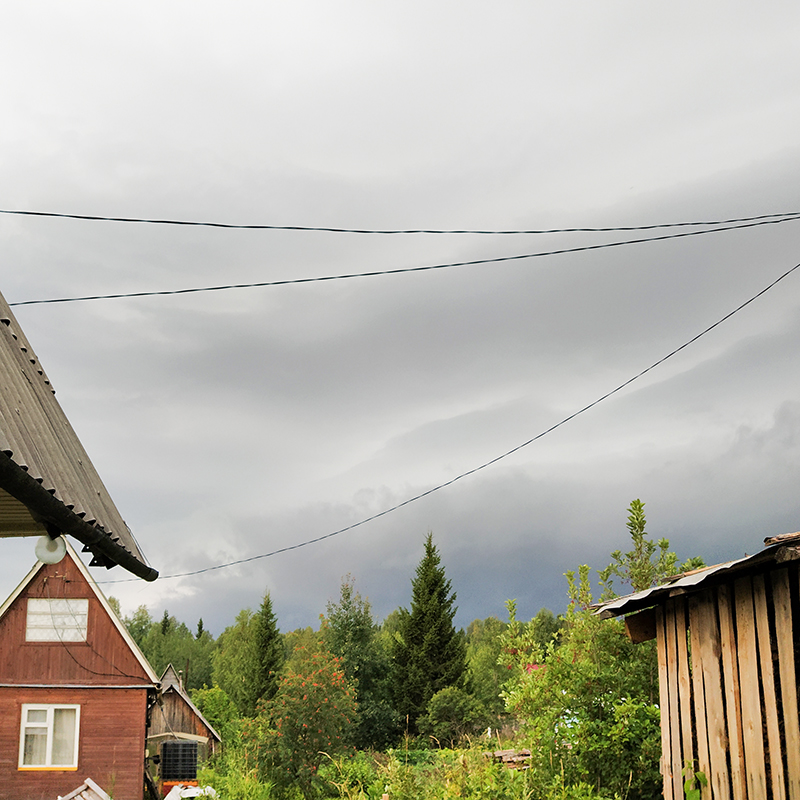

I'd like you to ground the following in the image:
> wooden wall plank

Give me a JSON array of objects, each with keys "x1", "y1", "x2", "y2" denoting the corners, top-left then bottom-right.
[
  {"x1": 753, "y1": 574, "x2": 786, "y2": 800},
  {"x1": 735, "y1": 576, "x2": 768, "y2": 799},
  {"x1": 773, "y1": 568, "x2": 800, "y2": 799},
  {"x1": 718, "y1": 583, "x2": 747, "y2": 800},
  {"x1": 657, "y1": 606, "x2": 676, "y2": 800},
  {"x1": 688, "y1": 596, "x2": 712, "y2": 799},
  {"x1": 666, "y1": 601, "x2": 686, "y2": 800},
  {"x1": 695, "y1": 591, "x2": 731, "y2": 800},
  {"x1": 674, "y1": 599, "x2": 695, "y2": 775}
]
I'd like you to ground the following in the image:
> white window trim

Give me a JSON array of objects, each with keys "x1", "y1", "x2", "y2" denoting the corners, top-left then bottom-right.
[{"x1": 18, "y1": 704, "x2": 80, "y2": 769}]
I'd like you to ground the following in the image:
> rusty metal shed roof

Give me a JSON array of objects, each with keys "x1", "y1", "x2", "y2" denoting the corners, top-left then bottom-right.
[
  {"x1": 594, "y1": 532, "x2": 800, "y2": 619},
  {"x1": 0, "y1": 289, "x2": 157, "y2": 581}
]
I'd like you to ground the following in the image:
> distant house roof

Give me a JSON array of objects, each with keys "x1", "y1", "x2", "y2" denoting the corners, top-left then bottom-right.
[
  {"x1": 594, "y1": 531, "x2": 800, "y2": 619},
  {"x1": 0, "y1": 289, "x2": 157, "y2": 580}
]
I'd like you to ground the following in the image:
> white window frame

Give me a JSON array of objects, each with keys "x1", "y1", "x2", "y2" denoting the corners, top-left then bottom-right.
[
  {"x1": 25, "y1": 598, "x2": 89, "y2": 642},
  {"x1": 18, "y1": 704, "x2": 80, "y2": 769}
]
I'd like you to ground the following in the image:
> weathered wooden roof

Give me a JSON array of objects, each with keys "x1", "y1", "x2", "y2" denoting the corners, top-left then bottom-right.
[
  {"x1": 0, "y1": 289, "x2": 156, "y2": 580},
  {"x1": 158, "y1": 664, "x2": 222, "y2": 743},
  {"x1": 594, "y1": 531, "x2": 800, "y2": 619}
]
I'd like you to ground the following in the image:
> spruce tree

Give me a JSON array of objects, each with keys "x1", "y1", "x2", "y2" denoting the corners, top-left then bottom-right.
[
  {"x1": 253, "y1": 591, "x2": 284, "y2": 704},
  {"x1": 391, "y1": 533, "x2": 466, "y2": 733},
  {"x1": 213, "y1": 591, "x2": 283, "y2": 716}
]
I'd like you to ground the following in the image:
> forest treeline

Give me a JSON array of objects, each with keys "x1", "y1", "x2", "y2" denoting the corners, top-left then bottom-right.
[{"x1": 116, "y1": 502, "x2": 703, "y2": 800}]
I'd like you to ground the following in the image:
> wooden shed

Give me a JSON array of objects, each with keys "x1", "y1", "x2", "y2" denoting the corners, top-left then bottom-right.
[
  {"x1": 0, "y1": 542, "x2": 159, "y2": 800},
  {"x1": 596, "y1": 532, "x2": 800, "y2": 800},
  {"x1": 147, "y1": 664, "x2": 221, "y2": 763}
]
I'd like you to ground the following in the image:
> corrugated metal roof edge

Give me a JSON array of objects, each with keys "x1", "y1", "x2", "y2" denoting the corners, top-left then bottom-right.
[
  {"x1": 592, "y1": 543, "x2": 789, "y2": 620},
  {"x1": 0, "y1": 451, "x2": 158, "y2": 582}
]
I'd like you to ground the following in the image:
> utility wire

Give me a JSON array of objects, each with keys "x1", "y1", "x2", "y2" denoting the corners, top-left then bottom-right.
[
  {"x1": 1, "y1": 207, "x2": 797, "y2": 234},
  {"x1": 11, "y1": 214, "x2": 800, "y2": 307},
  {"x1": 98, "y1": 256, "x2": 800, "y2": 584}
]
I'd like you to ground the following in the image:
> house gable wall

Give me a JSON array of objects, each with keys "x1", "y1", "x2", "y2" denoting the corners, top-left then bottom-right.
[{"x1": 0, "y1": 556, "x2": 152, "y2": 685}]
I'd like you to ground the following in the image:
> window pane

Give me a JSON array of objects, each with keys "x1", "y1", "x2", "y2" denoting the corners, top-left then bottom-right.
[
  {"x1": 26, "y1": 709, "x2": 47, "y2": 723},
  {"x1": 23, "y1": 729, "x2": 47, "y2": 766},
  {"x1": 52, "y1": 708, "x2": 77, "y2": 766},
  {"x1": 26, "y1": 599, "x2": 88, "y2": 641}
]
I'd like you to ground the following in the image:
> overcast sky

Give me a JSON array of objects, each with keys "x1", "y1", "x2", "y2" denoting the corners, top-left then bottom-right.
[{"x1": 2, "y1": 3, "x2": 800, "y2": 635}]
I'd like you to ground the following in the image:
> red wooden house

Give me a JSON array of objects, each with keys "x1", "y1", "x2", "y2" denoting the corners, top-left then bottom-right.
[{"x1": 0, "y1": 542, "x2": 159, "y2": 800}]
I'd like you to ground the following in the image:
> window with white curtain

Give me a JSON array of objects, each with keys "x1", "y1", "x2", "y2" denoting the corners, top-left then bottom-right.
[
  {"x1": 25, "y1": 598, "x2": 88, "y2": 642},
  {"x1": 19, "y1": 704, "x2": 80, "y2": 769}
]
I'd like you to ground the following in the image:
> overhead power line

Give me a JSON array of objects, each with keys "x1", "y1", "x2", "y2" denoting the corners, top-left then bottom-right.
[
  {"x1": 1, "y1": 207, "x2": 797, "y2": 234},
  {"x1": 99, "y1": 255, "x2": 800, "y2": 584},
  {"x1": 11, "y1": 214, "x2": 800, "y2": 307}
]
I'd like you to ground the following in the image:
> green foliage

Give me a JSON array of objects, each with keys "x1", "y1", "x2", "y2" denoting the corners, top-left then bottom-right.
[
  {"x1": 498, "y1": 499, "x2": 707, "y2": 799},
  {"x1": 254, "y1": 592, "x2": 285, "y2": 703},
  {"x1": 501, "y1": 584, "x2": 662, "y2": 798},
  {"x1": 243, "y1": 644, "x2": 357, "y2": 798},
  {"x1": 134, "y1": 610, "x2": 215, "y2": 690},
  {"x1": 346, "y1": 746, "x2": 610, "y2": 800},
  {"x1": 198, "y1": 750, "x2": 275, "y2": 800},
  {"x1": 192, "y1": 684, "x2": 242, "y2": 745},
  {"x1": 107, "y1": 595, "x2": 122, "y2": 619},
  {"x1": 283, "y1": 627, "x2": 323, "y2": 667},
  {"x1": 324, "y1": 575, "x2": 398, "y2": 749},
  {"x1": 124, "y1": 605, "x2": 154, "y2": 648},
  {"x1": 214, "y1": 592, "x2": 284, "y2": 717},
  {"x1": 682, "y1": 761, "x2": 708, "y2": 800},
  {"x1": 465, "y1": 616, "x2": 511, "y2": 722},
  {"x1": 598, "y1": 499, "x2": 705, "y2": 599},
  {"x1": 318, "y1": 750, "x2": 378, "y2": 800},
  {"x1": 391, "y1": 533, "x2": 467, "y2": 734},
  {"x1": 417, "y1": 685, "x2": 489, "y2": 746}
]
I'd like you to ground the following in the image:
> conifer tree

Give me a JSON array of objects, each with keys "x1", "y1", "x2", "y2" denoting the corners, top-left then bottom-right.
[
  {"x1": 213, "y1": 590, "x2": 283, "y2": 716},
  {"x1": 253, "y1": 591, "x2": 283, "y2": 704},
  {"x1": 391, "y1": 533, "x2": 466, "y2": 733}
]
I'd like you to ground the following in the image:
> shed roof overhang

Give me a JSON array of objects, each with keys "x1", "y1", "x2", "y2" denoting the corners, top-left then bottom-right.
[{"x1": 593, "y1": 533, "x2": 800, "y2": 620}]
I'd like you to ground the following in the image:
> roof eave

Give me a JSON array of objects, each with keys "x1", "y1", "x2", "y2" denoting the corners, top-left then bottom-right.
[{"x1": 0, "y1": 451, "x2": 158, "y2": 582}]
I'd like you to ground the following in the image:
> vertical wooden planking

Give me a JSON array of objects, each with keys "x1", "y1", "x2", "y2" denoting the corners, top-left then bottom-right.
[
  {"x1": 753, "y1": 574, "x2": 786, "y2": 800},
  {"x1": 665, "y1": 601, "x2": 684, "y2": 800},
  {"x1": 718, "y1": 583, "x2": 747, "y2": 800},
  {"x1": 675, "y1": 598, "x2": 695, "y2": 775},
  {"x1": 656, "y1": 606, "x2": 675, "y2": 800},
  {"x1": 689, "y1": 595, "x2": 712, "y2": 798},
  {"x1": 773, "y1": 568, "x2": 800, "y2": 799},
  {"x1": 735, "y1": 576, "x2": 768, "y2": 799},
  {"x1": 696, "y1": 591, "x2": 732, "y2": 800}
]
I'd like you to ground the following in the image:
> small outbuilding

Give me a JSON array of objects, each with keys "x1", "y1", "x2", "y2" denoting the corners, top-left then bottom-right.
[
  {"x1": 147, "y1": 664, "x2": 222, "y2": 789},
  {"x1": 596, "y1": 532, "x2": 800, "y2": 800}
]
